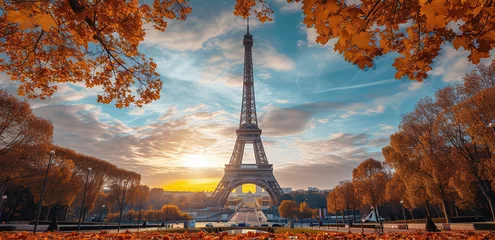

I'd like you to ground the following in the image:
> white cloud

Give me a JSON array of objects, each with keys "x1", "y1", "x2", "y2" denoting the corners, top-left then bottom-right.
[
  {"x1": 184, "y1": 104, "x2": 210, "y2": 112},
  {"x1": 296, "y1": 40, "x2": 306, "y2": 48},
  {"x1": 317, "y1": 118, "x2": 329, "y2": 124},
  {"x1": 430, "y1": 45, "x2": 495, "y2": 83},
  {"x1": 215, "y1": 38, "x2": 296, "y2": 71},
  {"x1": 408, "y1": 81, "x2": 424, "y2": 91},
  {"x1": 340, "y1": 105, "x2": 385, "y2": 118},
  {"x1": 274, "y1": 0, "x2": 303, "y2": 13},
  {"x1": 295, "y1": 132, "x2": 386, "y2": 164},
  {"x1": 158, "y1": 106, "x2": 178, "y2": 121},
  {"x1": 207, "y1": 55, "x2": 223, "y2": 63},
  {"x1": 317, "y1": 79, "x2": 396, "y2": 93},
  {"x1": 275, "y1": 99, "x2": 290, "y2": 104},
  {"x1": 379, "y1": 124, "x2": 395, "y2": 131},
  {"x1": 129, "y1": 108, "x2": 145, "y2": 116},
  {"x1": 257, "y1": 72, "x2": 271, "y2": 80},
  {"x1": 143, "y1": 11, "x2": 261, "y2": 51}
]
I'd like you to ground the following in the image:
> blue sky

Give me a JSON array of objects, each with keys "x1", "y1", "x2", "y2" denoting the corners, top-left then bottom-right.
[{"x1": 1, "y1": 0, "x2": 490, "y2": 191}]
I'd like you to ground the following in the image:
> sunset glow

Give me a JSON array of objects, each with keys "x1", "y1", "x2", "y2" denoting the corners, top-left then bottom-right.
[
  {"x1": 182, "y1": 154, "x2": 216, "y2": 168},
  {"x1": 163, "y1": 178, "x2": 220, "y2": 192}
]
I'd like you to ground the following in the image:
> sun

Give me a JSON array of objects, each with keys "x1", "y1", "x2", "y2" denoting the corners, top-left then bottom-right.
[{"x1": 182, "y1": 154, "x2": 214, "y2": 168}]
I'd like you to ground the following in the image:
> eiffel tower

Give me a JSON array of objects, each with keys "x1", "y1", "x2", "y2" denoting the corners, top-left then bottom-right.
[{"x1": 210, "y1": 19, "x2": 284, "y2": 206}]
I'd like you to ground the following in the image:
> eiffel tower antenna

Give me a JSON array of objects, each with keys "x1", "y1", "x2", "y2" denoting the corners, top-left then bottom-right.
[{"x1": 210, "y1": 18, "x2": 284, "y2": 207}]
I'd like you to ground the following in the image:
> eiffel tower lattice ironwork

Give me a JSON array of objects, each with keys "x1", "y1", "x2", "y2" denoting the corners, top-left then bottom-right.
[{"x1": 210, "y1": 19, "x2": 284, "y2": 206}]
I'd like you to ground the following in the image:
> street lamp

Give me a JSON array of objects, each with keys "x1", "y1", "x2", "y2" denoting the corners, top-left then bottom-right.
[
  {"x1": 0, "y1": 195, "x2": 7, "y2": 222},
  {"x1": 77, "y1": 167, "x2": 92, "y2": 232},
  {"x1": 33, "y1": 150, "x2": 55, "y2": 233},
  {"x1": 400, "y1": 200, "x2": 408, "y2": 230},
  {"x1": 489, "y1": 123, "x2": 495, "y2": 134},
  {"x1": 117, "y1": 180, "x2": 128, "y2": 232},
  {"x1": 100, "y1": 205, "x2": 106, "y2": 230}
]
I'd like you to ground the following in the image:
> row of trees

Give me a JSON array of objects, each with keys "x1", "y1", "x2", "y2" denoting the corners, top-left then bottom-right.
[
  {"x1": 383, "y1": 60, "x2": 495, "y2": 223},
  {"x1": 0, "y1": 90, "x2": 144, "y2": 222},
  {"x1": 278, "y1": 200, "x2": 318, "y2": 220},
  {"x1": 106, "y1": 205, "x2": 191, "y2": 223},
  {"x1": 325, "y1": 60, "x2": 495, "y2": 224}
]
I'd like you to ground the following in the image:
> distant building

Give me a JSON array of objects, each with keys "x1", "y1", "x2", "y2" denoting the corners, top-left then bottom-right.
[
  {"x1": 319, "y1": 189, "x2": 332, "y2": 194},
  {"x1": 308, "y1": 187, "x2": 319, "y2": 192},
  {"x1": 281, "y1": 187, "x2": 292, "y2": 194},
  {"x1": 235, "y1": 186, "x2": 242, "y2": 194}
]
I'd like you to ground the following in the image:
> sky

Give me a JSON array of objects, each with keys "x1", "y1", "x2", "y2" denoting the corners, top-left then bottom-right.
[{"x1": 1, "y1": 0, "x2": 492, "y2": 192}]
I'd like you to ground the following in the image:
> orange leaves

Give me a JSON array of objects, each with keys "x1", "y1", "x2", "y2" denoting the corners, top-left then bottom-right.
[
  {"x1": 420, "y1": 0, "x2": 449, "y2": 31},
  {"x1": 238, "y1": 0, "x2": 495, "y2": 82},
  {"x1": 1, "y1": 231, "x2": 494, "y2": 239},
  {"x1": 1, "y1": 0, "x2": 192, "y2": 108},
  {"x1": 234, "y1": 0, "x2": 273, "y2": 22},
  {"x1": 5, "y1": 3, "x2": 57, "y2": 31}
]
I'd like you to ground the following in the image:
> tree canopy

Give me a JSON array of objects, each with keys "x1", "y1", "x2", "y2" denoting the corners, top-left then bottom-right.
[{"x1": 2, "y1": 0, "x2": 495, "y2": 106}]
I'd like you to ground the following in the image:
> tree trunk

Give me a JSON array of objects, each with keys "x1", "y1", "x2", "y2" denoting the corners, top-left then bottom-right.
[
  {"x1": 466, "y1": 146, "x2": 495, "y2": 221},
  {"x1": 434, "y1": 205, "x2": 442, "y2": 218},
  {"x1": 481, "y1": 190, "x2": 495, "y2": 221},
  {"x1": 137, "y1": 207, "x2": 142, "y2": 231},
  {"x1": 441, "y1": 199, "x2": 453, "y2": 223},
  {"x1": 63, "y1": 205, "x2": 69, "y2": 221},
  {"x1": 408, "y1": 209, "x2": 415, "y2": 223},
  {"x1": 424, "y1": 199, "x2": 432, "y2": 217},
  {"x1": 118, "y1": 207, "x2": 124, "y2": 231},
  {"x1": 45, "y1": 205, "x2": 52, "y2": 220},
  {"x1": 374, "y1": 205, "x2": 383, "y2": 233},
  {"x1": 353, "y1": 209, "x2": 356, "y2": 223},
  {"x1": 342, "y1": 210, "x2": 345, "y2": 226},
  {"x1": 129, "y1": 204, "x2": 133, "y2": 225}
]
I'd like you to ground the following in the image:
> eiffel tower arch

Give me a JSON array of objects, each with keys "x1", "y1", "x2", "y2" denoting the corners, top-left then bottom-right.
[{"x1": 210, "y1": 19, "x2": 284, "y2": 206}]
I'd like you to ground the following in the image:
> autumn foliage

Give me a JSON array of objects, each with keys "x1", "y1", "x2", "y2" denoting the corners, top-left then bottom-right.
[
  {"x1": 1, "y1": 230, "x2": 494, "y2": 240},
  {"x1": 383, "y1": 60, "x2": 495, "y2": 222},
  {"x1": 238, "y1": 0, "x2": 495, "y2": 81},
  {"x1": 2, "y1": 1, "x2": 495, "y2": 106},
  {"x1": 0, "y1": 90, "x2": 143, "y2": 221},
  {"x1": 324, "y1": 61, "x2": 495, "y2": 223},
  {"x1": 1, "y1": 0, "x2": 191, "y2": 107}
]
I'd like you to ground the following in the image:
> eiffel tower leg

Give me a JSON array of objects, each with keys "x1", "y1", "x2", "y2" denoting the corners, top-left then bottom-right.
[
  {"x1": 229, "y1": 135, "x2": 246, "y2": 165},
  {"x1": 252, "y1": 137, "x2": 268, "y2": 165}
]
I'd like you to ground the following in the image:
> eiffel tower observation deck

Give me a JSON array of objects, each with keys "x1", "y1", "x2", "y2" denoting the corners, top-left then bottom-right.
[{"x1": 210, "y1": 19, "x2": 284, "y2": 206}]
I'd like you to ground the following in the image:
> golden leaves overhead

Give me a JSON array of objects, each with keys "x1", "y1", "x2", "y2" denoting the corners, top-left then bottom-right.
[
  {"x1": 3, "y1": 0, "x2": 495, "y2": 106},
  {"x1": 240, "y1": 0, "x2": 495, "y2": 81},
  {"x1": 1, "y1": 0, "x2": 192, "y2": 108}
]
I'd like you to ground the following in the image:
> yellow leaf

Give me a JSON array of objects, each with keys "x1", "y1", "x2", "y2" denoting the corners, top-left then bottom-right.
[
  {"x1": 6, "y1": 11, "x2": 35, "y2": 30},
  {"x1": 36, "y1": 14, "x2": 57, "y2": 31}
]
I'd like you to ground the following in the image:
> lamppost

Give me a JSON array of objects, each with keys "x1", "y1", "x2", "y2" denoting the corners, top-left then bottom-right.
[
  {"x1": 400, "y1": 200, "x2": 408, "y2": 230},
  {"x1": 0, "y1": 195, "x2": 7, "y2": 222},
  {"x1": 33, "y1": 150, "x2": 55, "y2": 233},
  {"x1": 489, "y1": 123, "x2": 495, "y2": 135},
  {"x1": 100, "y1": 205, "x2": 106, "y2": 230},
  {"x1": 77, "y1": 167, "x2": 92, "y2": 232},
  {"x1": 117, "y1": 180, "x2": 127, "y2": 232}
]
